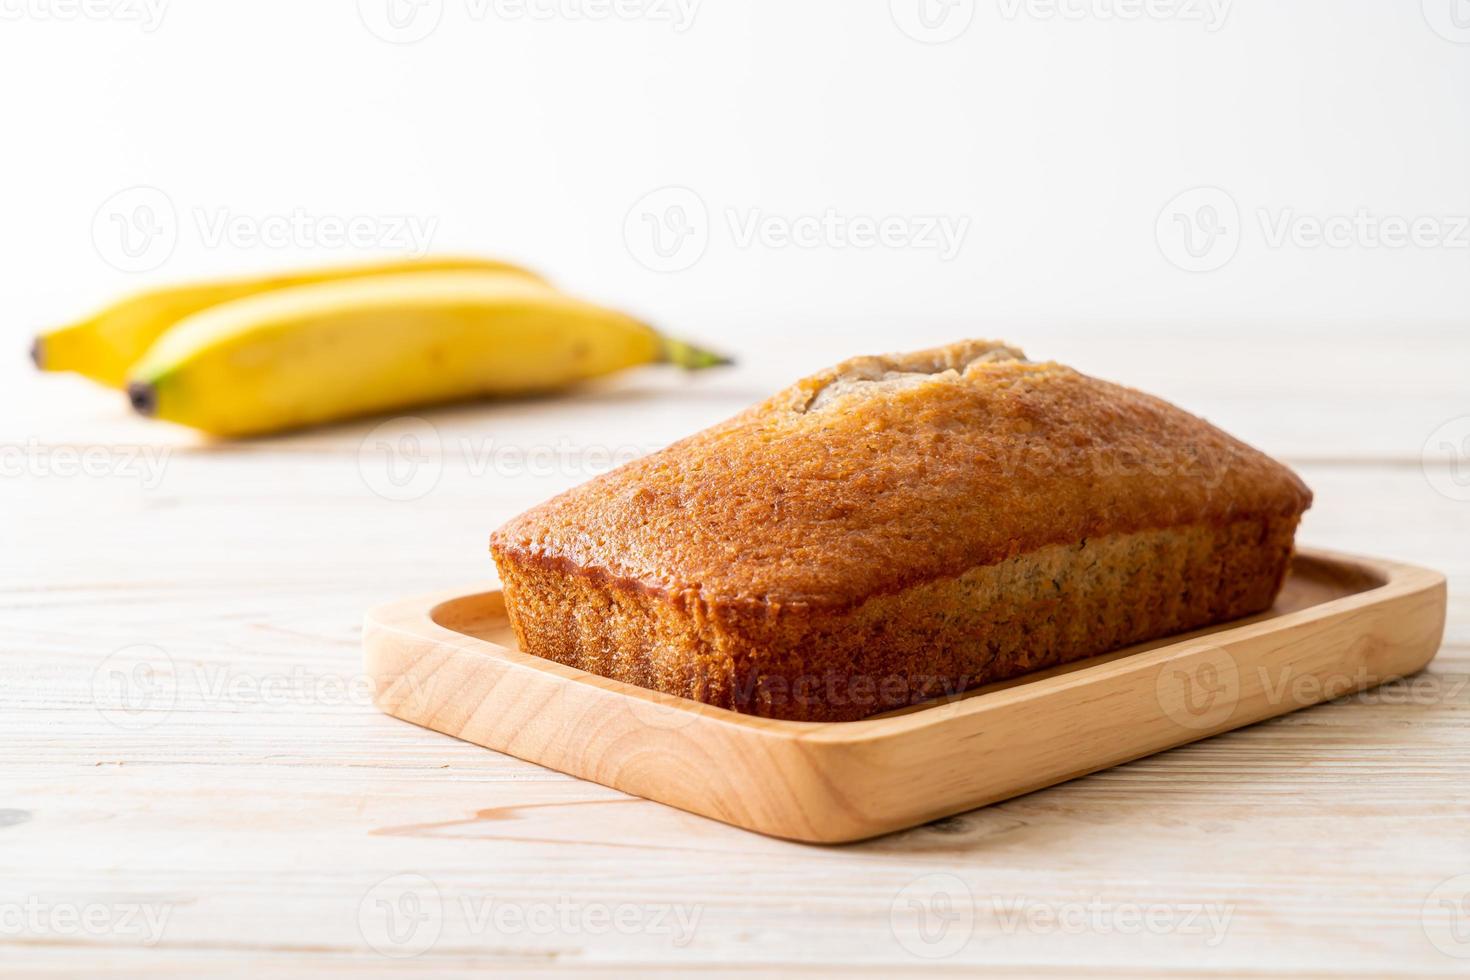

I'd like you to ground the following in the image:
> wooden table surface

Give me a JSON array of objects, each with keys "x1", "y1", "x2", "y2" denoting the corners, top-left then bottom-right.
[{"x1": 4, "y1": 322, "x2": 1468, "y2": 976}]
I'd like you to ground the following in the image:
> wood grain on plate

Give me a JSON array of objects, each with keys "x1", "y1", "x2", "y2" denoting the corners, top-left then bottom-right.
[{"x1": 364, "y1": 550, "x2": 1445, "y2": 842}]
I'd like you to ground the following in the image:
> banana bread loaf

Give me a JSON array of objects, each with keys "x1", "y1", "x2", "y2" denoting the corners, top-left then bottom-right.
[{"x1": 490, "y1": 340, "x2": 1312, "y2": 722}]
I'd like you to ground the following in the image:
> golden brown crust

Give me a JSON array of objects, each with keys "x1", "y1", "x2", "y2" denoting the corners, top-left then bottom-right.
[
  {"x1": 490, "y1": 340, "x2": 1313, "y2": 722},
  {"x1": 490, "y1": 340, "x2": 1312, "y2": 610},
  {"x1": 495, "y1": 517, "x2": 1301, "y2": 722}
]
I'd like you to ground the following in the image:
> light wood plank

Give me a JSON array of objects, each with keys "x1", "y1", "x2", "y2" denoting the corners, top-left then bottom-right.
[{"x1": 3, "y1": 332, "x2": 1468, "y2": 974}]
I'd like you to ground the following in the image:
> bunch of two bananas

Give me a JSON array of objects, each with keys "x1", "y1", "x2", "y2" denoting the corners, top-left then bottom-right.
[{"x1": 33, "y1": 258, "x2": 727, "y2": 437}]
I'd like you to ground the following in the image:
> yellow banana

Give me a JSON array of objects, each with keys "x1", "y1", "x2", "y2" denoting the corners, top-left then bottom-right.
[
  {"x1": 125, "y1": 271, "x2": 729, "y2": 438},
  {"x1": 33, "y1": 256, "x2": 544, "y2": 387}
]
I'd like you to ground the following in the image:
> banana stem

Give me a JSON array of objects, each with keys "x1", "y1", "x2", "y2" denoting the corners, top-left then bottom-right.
[{"x1": 660, "y1": 336, "x2": 733, "y2": 370}]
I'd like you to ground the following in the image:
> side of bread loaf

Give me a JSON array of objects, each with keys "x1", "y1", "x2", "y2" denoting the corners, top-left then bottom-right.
[{"x1": 490, "y1": 340, "x2": 1312, "y2": 722}]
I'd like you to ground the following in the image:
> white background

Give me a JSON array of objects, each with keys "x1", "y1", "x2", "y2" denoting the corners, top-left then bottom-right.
[{"x1": 2, "y1": 0, "x2": 1468, "y2": 351}]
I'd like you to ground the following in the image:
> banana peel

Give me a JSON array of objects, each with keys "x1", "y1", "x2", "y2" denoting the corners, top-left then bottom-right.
[
  {"x1": 33, "y1": 255, "x2": 544, "y2": 388},
  {"x1": 120, "y1": 270, "x2": 729, "y2": 437}
]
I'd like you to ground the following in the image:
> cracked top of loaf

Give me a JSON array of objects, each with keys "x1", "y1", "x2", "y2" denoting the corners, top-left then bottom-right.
[{"x1": 489, "y1": 340, "x2": 1313, "y2": 609}]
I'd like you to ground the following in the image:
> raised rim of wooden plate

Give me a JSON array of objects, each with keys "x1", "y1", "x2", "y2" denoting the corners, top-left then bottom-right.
[{"x1": 363, "y1": 548, "x2": 1446, "y2": 841}]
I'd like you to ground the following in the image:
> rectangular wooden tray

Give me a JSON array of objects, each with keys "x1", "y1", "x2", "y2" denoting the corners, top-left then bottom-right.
[{"x1": 363, "y1": 549, "x2": 1445, "y2": 843}]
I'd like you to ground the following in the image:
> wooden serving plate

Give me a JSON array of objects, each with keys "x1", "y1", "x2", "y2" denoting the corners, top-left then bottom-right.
[{"x1": 363, "y1": 549, "x2": 1445, "y2": 844}]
